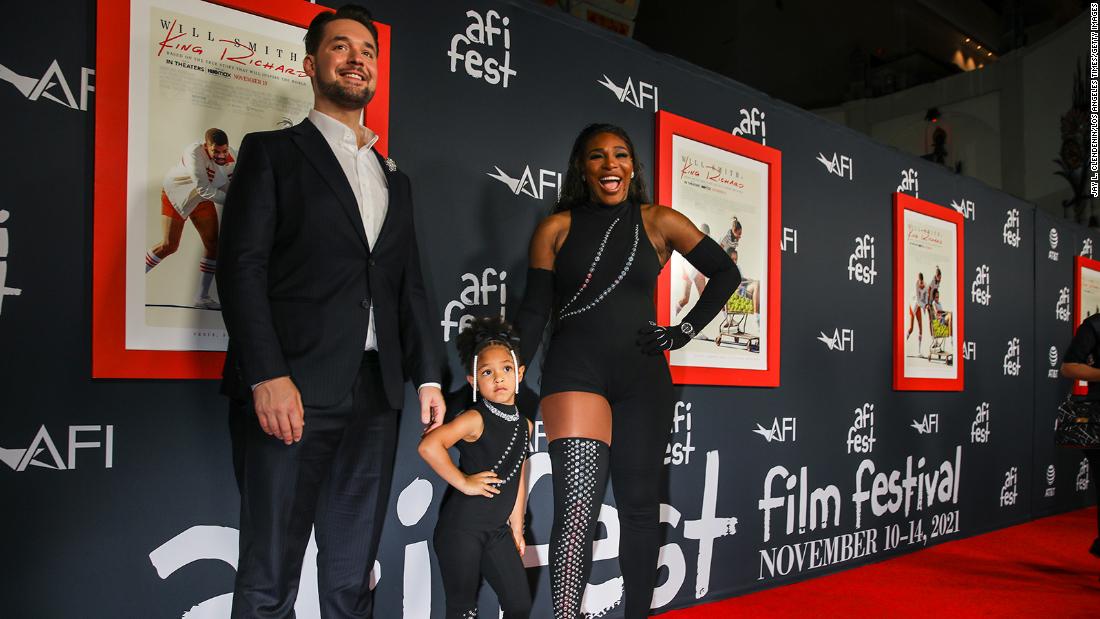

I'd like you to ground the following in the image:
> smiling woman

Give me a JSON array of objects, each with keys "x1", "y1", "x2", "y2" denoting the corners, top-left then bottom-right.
[{"x1": 513, "y1": 123, "x2": 741, "y2": 618}]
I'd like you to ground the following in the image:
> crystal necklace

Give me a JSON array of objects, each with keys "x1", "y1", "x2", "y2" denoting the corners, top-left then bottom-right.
[{"x1": 483, "y1": 399, "x2": 520, "y2": 422}]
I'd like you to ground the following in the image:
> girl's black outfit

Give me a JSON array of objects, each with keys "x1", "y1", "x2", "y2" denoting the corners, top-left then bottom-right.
[
  {"x1": 516, "y1": 197, "x2": 739, "y2": 618},
  {"x1": 433, "y1": 399, "x2": 531, "y2": 619}
]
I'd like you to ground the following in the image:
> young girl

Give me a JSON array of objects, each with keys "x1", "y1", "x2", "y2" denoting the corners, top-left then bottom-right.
[{"x1": 418, "y1": 316, "x2": 533, "y2": 619}]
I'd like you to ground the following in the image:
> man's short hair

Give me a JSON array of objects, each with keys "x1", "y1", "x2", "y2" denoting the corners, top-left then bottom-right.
[
  {"x1": 205, "y1": 128, "x2": 229, "y2": 146},
  {"x1": 305, "y1": 5, "x2": 378, "y2": 56}
]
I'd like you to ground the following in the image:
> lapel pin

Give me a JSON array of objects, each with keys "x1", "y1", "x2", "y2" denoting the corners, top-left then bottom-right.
[{"x1": 384, "y1": 157, "x2": 397, "y2": 172}]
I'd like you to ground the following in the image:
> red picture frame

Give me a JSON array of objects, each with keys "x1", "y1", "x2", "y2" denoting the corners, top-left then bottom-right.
[
  {"x1": 654, "y1": 110, "x2": 782, "y2": 387},
  {"x1": 1071, "y1": 255, "x2": 1100, "y2": 395},
  {"x1": 892, "y1": 192, "x2": 965, "y2": 391},
  {"x1": 92, "y1": 0, "x2": 391, "y2": 378}
]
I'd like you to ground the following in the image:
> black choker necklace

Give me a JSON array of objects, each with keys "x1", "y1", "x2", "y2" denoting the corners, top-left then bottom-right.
[{"x1": 483, "y1": 400, "x2": 519, "y2": 422}]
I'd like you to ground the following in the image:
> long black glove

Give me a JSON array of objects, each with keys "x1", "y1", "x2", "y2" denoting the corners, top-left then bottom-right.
[
  {"x1": 514, "y1": 267, "x2": 555, "y2": 365},
  {"x1": 638, "y1": 236, "x2": 741, "y2": 354}
]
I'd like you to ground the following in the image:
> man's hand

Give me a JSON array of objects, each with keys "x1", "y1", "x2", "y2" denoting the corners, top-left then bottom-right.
[
  {"x1": 253, "y1": 376, "x2": 304, "y2": 445},
  {"x1": 419, "y1": 385, "x2": 445, "y2": 433}
]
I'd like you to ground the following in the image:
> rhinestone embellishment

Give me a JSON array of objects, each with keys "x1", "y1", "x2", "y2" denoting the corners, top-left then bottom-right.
[{"x1": 559, "y1": 223, "x2": 640, "y2": 321}]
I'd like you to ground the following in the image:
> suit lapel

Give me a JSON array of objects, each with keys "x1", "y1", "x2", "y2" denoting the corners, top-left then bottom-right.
[
  {"x1": 373, "y1": 150, "x2": 397, "y2": 247},
  {"x1": 290, "y1": 120, "x2": 370, "y2": 251}
]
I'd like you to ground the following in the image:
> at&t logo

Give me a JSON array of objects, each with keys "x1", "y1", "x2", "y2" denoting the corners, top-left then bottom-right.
[
  {"x1": 732, "y1": 107, "x2": 767, "y2": 145},
  {"x1": 999, "y1": 467, "x2": 1018, "y2": 507},
  {"x1": 846, "y1": 403, "x2": 875, "y2": 454},
  {"x1": 487, "y1": 163, "x2": 561, "y2": 201},
  {"x1": 597, "y1": 74, "x2": 658, "y2": 111},
  {"x1": 1002, "y1": 209, "x2": 1021, "y2": 247},
  {"x1": 1, "y1": 425, "x2": 114, "y2": 471},
  {"x1": 816, "y1": 152, "x2": 852, "y2": 180},
  {"x1": 0, "y1": 209, "x2": 21, "y2": 315},
  {"x1": 1048, "y1": 346, "x2": 1061, "y2": 378},
  {"x1": 0, "y1": 58, "x2": 95, "y2": 111},
  {"x1": 847, "y1": 235, "x2": 876, "y2": 285},
  {"x1": 950, "y1": 198, "x2": 975, "y2": 220},
  {"x1": 911, "y1": 413, "x2": 939, "y2": 435},
  {"x1": 1056, "y1": 287, "x2": 1071, "y2": 322},
  {"x1": 897, "y1": 168, "x2": 919, "y2": 197},
  {"x1": 817, "y1": 328, "x2": 854, "y2": 352},
  {"x1": 1002, "y1": 337, "x2": 1021, "y2": 376},
  {"x1": 970, "y1": 264, "x2": 990, "y2": 305},
  {"x1": 1049, "y1": 228, "x2": 1060, "y2": 261},
  {"x1": 447, "y1": 9, "x2": 516, "y2": 87},
  {"x1": 970, "y1": 402, "x2": 990, "y2": 443},
  {"x1": 1084, "y1": 238, "x2": 1095, "y2": 258},
  {"x1": 440, "y1": 268, "x2": 507, "y2": 341},
  {"x1": 664, "y1": 401, "x2": 695, "y2": 465},
  {"x1": 1044, "y1": 464, "x2": 1056, "y2": 497},
  {"x1": 1077, "y1": 458, "x2": 1090, "y2": 491},
  {"x1": 753, "y1": 417, "x2": 796, "y2": 443}
]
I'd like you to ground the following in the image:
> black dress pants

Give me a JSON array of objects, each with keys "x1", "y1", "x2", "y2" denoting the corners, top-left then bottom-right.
[{"x1": 229, "y1": 352, "x2": 398, "y2": 618}]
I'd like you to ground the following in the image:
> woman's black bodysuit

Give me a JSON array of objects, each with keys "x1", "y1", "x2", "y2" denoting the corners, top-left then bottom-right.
[
  {"x1": 542, "y1": 197, "x2": 675, "y2": 617},
  {"x1": 433, "y1": 400, "x2": 532, "y2": 619}
]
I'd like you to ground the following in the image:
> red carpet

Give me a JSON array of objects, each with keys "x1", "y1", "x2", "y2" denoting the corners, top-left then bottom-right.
[{"x1": 659, "y1": 508, "x2": 1100, "y2": 618}]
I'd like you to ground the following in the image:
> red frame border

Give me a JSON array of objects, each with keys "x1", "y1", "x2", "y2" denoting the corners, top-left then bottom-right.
[
  {"x1": 92, "y1": 0, "x2": 391, "y2": 378},
  {"x1": 654, "y1": 110, "x2": 782, "y2": 387},
  {"x1": 892, "y1": 192, "x2": 965, "y2": 391},
  {"x1": 1071, "y1": 255, "x2": 1100, "y2": 395}
]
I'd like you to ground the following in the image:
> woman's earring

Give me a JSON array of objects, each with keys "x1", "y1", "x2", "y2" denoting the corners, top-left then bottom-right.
[{"x1": 630, "y1": 171, "x2": 635, "y2": 179}]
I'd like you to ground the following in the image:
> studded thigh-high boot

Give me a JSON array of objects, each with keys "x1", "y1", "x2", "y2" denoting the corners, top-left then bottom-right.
[{"x1": 548, "y1": 437, "x2": 611, "y2": 618}]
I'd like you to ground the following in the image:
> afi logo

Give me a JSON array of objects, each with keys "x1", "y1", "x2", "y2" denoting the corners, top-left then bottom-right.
[
  {"x1": 971, "y1": 402, "x2": 990, "y2": 444},
  {"x1": 0, "y1": 59, "x2": 95, "y2": 111},
  {"x1": 752, "y1": 417, "x2": 796, "y2": 443},
  {"x1": 817, "y1": 328, "x2": 854, "y2": 352},
  {"x1": 950, "y1": 198, "x2": 975, "y2": 220},
  {"x1": 896, "y1": 168, "x2": 919, "y2": 197},
  {"x1": 1056, "y1": 287, "x2": 1071, "y2": 322},
  {"x1": 1, "y1": 425, "x2": 114, "y2": 471},
  {"x1": 816, "y1": 152, "x2": 852, "y2": 180},
  {"x1": 1003, "y1": 337, "x2": 1021, "y2": 376},
  {"x1": 447, "y1": 9, "x2": 516, "y2": 87},
  {"x1": 1049, "y1": 228, "x2": 1060, "y2": 261},
  {"x1": 597, "y1": 74, "x2": 658, "y2": 111},
  {"x1": 782, "y1": 227, "x2": 798, "y2": 253},
  {"x1": 970, "y1": 264, "x2": 990, "y2": 305},
  {"x1": 1000, "y1": 467, "x2": 1018, "y2": 507},
  {"x1": 911, "y1": 413, "x2": 939, "y2": 435},
  {"x1": 440, "y1": 268, "x2": 507, "y2": 341},
  {"x1": 846, "y1": 403, "x2": 876, "y2": 454},
  {"x1": 1002, "y1": 209, "x2": 1021, "y2": 247},
  {"x1": 732, "y1": 107, "x2": 767, "y2": 145},
  {"x1": 0, "y1": 210, "x2": 21, "y2": 315},
  {"x1": 664, "y1": 401, "x2": 695, "y2": 466},
  {"x1": 487, "y1": 164, "x2": 561, "y2": 200},
  {"x1": 847, "y1": 235, "x2": 876, "y2": 285},
  {"x1": 962, "y1": 341, "x2": 976, "y2": 360},
  {"x1": 1084, "y1": 238, "x2": 1095, "y2": 258},
  {"x1": 1077, "y1": 458, "x2": 1091, "y2": 491}
]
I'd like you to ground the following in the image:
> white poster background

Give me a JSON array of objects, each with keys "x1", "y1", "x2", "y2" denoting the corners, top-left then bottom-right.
[
  {"x1": 902, "y1": 209, "x2": 959, "y2": 380},
  {"x1": 125, "y1": 0, "x2": 313, "y2": 351},
  {"x1": 668, "y1": 134, "x2": 768, "y2": 371}
]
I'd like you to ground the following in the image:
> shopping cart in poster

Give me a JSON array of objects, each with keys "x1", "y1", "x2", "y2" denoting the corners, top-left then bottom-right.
[
  {"x1": 714, "y1": 291, "x2": 760, "y2": 352},
  {"x1": 927, "y1": 309, "x2": 954, "y2": 365}
]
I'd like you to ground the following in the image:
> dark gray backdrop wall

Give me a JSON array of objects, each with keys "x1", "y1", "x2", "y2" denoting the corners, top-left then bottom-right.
[{"x1": 0, "y1": 1, "x2": 1092, "y2": 617}]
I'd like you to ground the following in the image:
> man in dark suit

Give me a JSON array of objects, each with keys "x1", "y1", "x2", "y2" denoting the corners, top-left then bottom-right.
[{"x1": 216, "y1": 5, "x2": 444, "y2": 617}]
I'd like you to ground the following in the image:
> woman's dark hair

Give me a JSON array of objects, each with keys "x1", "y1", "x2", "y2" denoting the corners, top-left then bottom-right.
[
  {"x1": 553, "y1": 123, "x2": 650, "y2": 213},
  {"x1": 305, "y1": 5, "x2": 379, "y2": 56},
  {"x1": 455, "y1": 315, "x2": 521, "y2": 374}
]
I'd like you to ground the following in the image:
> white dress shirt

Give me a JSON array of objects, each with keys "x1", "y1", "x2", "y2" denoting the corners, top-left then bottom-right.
[
  {"x1": 308, "y1": 109, "x2": 388, "y2": 351},
  {"x1": 306, "y1": 109, "x2": 439, "y2": 394}
]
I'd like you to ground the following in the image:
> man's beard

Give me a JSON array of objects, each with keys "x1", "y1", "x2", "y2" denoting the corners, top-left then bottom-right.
[{"x1": 317, "y1": 74, "x2": 374, "y2": 109}]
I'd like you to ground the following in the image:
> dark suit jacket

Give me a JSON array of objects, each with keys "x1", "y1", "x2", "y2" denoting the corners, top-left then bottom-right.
[{"x1": 217, "y1": 120, "x2": 441, "y2": 409}]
